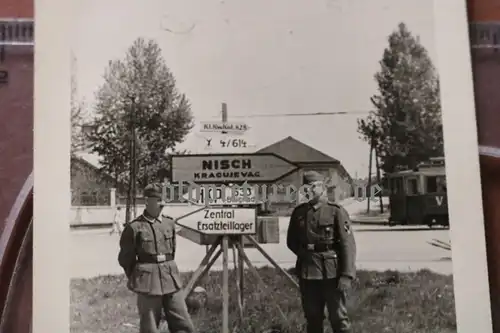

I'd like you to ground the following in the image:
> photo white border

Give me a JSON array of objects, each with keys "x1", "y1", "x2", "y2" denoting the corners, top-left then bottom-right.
[
  {"x1": 434, "y1": 0, "x2": 493, "y2": 332},
  {"x1": 34, "y1": 0, "x2": 70, "y2": 331},
  {"x1": 32, "y1": 0, "x2": 493, "y2": 332}
]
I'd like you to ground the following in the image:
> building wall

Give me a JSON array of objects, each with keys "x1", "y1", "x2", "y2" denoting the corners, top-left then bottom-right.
[
  {"x1": 70, "y1": 203, "x2": 201, "y2": 226},
  {"x1": 0, "y1": 45, "x2": 33, "y2": 225},
  {"x1": 70, "y1": 158, "x2": 114, "y2": 205},
  {"x1": 294, "y1": 163, "x2": 352, "y2": 201},
  {"x1": 70, "y1": 157, "x2": 188, "y2": 206},
  {"x1": 263, "y1": 164, "x2": 352, "y2": 215}
]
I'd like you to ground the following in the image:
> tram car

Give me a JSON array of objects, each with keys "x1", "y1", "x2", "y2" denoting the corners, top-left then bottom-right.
[{"x1": 386, "y1": 157, "x2": 449, "y2": 227}]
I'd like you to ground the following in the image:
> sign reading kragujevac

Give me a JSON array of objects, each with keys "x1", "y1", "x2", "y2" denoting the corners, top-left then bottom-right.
[{"x1": 171, "y1": 153, "x2": 299, "y2": 184}]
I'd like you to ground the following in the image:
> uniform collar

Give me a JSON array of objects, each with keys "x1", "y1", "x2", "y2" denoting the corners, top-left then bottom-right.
[
  {"x1": 309, "y1": 196, "x2": 328, "y2": 211},
  {"x1": 142, "y1": 210, "x2": 160, "y2": 223}
]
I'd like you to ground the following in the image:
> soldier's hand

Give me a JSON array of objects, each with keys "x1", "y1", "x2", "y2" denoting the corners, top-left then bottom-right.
[{"x1": 337, "y1": 276, "x2": 352, "y2": 291}]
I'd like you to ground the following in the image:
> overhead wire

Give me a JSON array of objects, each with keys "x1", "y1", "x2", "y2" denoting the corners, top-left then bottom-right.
[{"x1": 205, "y1": 111, "x2": 371, "y2": 120}]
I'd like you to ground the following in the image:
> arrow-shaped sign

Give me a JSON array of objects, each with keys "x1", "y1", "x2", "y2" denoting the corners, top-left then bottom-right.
[
  {"x1": 176, "y1": 207, "x2": 257, "y2": 235},
  {"x1": 171, "y1": 153, "x2": 299, "y2": 184}
]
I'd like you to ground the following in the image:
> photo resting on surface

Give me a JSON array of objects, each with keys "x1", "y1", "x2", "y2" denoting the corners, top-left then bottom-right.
[
  {"x1": 0, "y1": 12, "x2": 34, "y2": 333},
  {"x1": 70, "y1": 1, "x2": 459, "y2": 332}
]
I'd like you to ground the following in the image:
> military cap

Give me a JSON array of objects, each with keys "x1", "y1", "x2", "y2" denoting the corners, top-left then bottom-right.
[
  {"x1": 143, "y1": 183, "x2": 163, "y2": 199},
  {"x1": 303, "y1": 171, "x2": 325, "y2": 185}
]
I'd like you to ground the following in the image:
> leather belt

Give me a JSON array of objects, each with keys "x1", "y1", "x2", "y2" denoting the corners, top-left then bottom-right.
[
  {"x1": 306, "y1": 243, "x2": 336, "y2": 252},
  {"x1": 137, "y1": 253, "x2": 174, "y2": 263}
]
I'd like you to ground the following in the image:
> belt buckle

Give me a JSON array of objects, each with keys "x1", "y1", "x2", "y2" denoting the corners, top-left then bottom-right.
[
  {"x1": 307, "y1": 244, "x2": 315, "y2": 250},
  {"x1": 156, "y1": 254, "x2": 166, "y2": 262}
]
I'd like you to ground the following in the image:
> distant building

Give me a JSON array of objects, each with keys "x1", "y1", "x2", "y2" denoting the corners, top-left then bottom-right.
[
  {"x1": 257, "y1": 136, "x2": 353, "y2": 213},
  {"x1": 70, "y1": 153, "x2": 120, "y2": 206},
  {"x1": 71, "y1": 151, "x2": 183, "y2": 206}
]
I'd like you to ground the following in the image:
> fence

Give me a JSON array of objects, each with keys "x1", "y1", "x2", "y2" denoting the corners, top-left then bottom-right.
[
  {"x1": 70, "y1": 185, "x2": 357, "y2": 226},
  {"x1": 70, "y1": 188, "x2": 198, "y2": 227},
  {"x1": 70, "y1": 203, "x2": 200, "y2": 227}
]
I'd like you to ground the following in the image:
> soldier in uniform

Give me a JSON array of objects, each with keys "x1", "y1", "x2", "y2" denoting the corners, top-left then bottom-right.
[
  {"x1": 118, "y1": 183, "x2": 195, "y2": 333},
  {"x1": 287, "y1": 171, "x2": 356, "y2": 333}
]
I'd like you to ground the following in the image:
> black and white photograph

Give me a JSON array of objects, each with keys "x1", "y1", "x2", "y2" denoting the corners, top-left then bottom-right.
[{"x1": 66, "y1": 1, "x2": 479, "y2": 332}]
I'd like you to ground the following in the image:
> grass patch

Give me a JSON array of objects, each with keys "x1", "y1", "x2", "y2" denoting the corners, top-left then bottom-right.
[{"x1": 71, "y1": 268, "x2": 456, "y2": 333}]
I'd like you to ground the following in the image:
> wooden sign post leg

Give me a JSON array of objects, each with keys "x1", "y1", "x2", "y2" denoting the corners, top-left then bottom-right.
[
  {"x1": 183, "y1": 237, "x2": 221, "y2": 298},
  {"x1": 245, "y1": 235, "x2": 299, "y2": 290},
  {"x1": 231, "y1": 237, "x2": 244, "y2": 325},
  {"x1": 234, "y1": 242, "x2": 289, "y2": 326},
  {"x1": 239, "y1": 236, "x2": 245, "y2": 307},
  {"x1": 222, "y1": 235, "x2": 230, "y2": 333}
]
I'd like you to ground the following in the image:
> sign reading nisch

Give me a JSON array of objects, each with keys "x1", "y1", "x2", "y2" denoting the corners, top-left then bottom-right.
[{"x1": 171, "y1": 153, "x2": 299, "y2": 184}]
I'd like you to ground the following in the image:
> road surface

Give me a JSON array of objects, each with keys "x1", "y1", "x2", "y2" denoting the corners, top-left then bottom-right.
[{"x1": 70, "y1": 219, "x2": 452, "y2": 279}]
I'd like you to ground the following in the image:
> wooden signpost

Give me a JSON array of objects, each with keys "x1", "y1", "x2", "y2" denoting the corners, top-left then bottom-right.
[
  {"x1": 200, "y1": 103, "x2": 256, "y2": 152},
  {"x1": 171, "y1": 152, "x2": 301, "y2": 333}
]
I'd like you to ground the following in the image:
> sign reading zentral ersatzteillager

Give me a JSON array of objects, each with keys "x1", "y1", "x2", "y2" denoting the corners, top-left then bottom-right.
[
  {"x1": 171, "y1": 153, "x2": 298, "y2": 184},
  {"x1": 190, "y1": 207, "x2": 256, "y2": 235}
]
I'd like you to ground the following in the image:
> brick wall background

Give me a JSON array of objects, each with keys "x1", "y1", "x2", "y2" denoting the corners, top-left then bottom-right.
[
  {"x1": 472, "y1": 50, "x2": 500, "y2": 149},
  {"x1": 0, "y1": 45, "x2": 33, "y2": 231},
  {"x1": 0, "y1": 0, "x2": 33, "y2": 17}
]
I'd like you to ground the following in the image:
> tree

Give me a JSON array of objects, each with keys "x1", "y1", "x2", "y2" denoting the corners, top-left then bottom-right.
[
  {"x1": 70, "y1": 53, "x2": 87, "y2": 155},
  {"x1": 86, "y1": 38, "x2": 194, "y2": 218},
  {"x1": 357, "y1": 23, "x2": 444, "y2": 174}
]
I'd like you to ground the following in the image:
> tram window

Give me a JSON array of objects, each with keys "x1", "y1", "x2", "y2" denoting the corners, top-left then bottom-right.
[
  {"x1": 426, "y1": 176, "x2": 446, "y2": 193},
  {"x1": 426, "y1": 176, "x2": 438, "y2": 193},
  {"x1": 439, "y1": 177, "x2": 447, "y2": 192},
  {"x1": 390, "y1": 178, "x2": 403, "y2": 194},
  {"x1": 406, "y1": 178, "x2": 419, "y2": 195}
]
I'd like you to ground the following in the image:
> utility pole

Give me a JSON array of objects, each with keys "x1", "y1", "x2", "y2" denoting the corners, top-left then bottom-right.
[
  {"x1": 375, "y1": 148, "x2": 384, "y2": 213},
  {"x1": 221, "y1": 102, "x2": 245, "y2": 315},
  {"x1": 366, "y1": 137, "x2": 374, "y2": 213},
  {"x1": 131, "y1": 102, "x2": 137, "y2": 219},
  {"x1": 221, "y1": 102, "x2": 228, "y2": 134},
  {"x1": 125, "y1": 96, "x2": 138, "y2": 223}
]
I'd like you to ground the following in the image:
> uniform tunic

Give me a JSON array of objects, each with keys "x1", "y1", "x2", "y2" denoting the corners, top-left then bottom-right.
[
  {"x1": 287, "y1": 201, "x2": 356, "y2": 280},
  {"x1": 118, "y1": 212, "x2": 183, "y2": 295}
]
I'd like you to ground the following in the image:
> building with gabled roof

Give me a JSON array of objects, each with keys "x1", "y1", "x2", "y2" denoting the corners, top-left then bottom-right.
[
  {"x1": 257, "y1": 136, "x2": 353, "y2": 213},
  {"x1": 71, "y1": 153, "x2": 119, "y2": 206}
]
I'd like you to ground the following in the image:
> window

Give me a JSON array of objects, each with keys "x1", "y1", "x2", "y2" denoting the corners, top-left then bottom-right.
[
  {"x1": 426, "y1": 176, "x2": 446, "y2": 193},
  {"x1": 0, "y1": 19, "x2": 34, "y2": 46},
  {"x1": 406, "y1": 178, "x2": 419, "y2": 195},
  {"x1": 390, "y1": 177, "x2": 403, "y2": 194},
  {"x1": 426, "y1": 176, "x2": 437, "y2": 193},
  {"x1": 479, "y1": 29, "x2": 490, "y2": 41},
  {"x1": 438, "y1": 176, "x2": 447, "y2": 192}
]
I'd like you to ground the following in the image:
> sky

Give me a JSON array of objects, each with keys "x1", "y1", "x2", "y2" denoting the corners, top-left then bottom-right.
[{"x1": 72, "y1": 0, "x2": 437, "y2": 178}]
